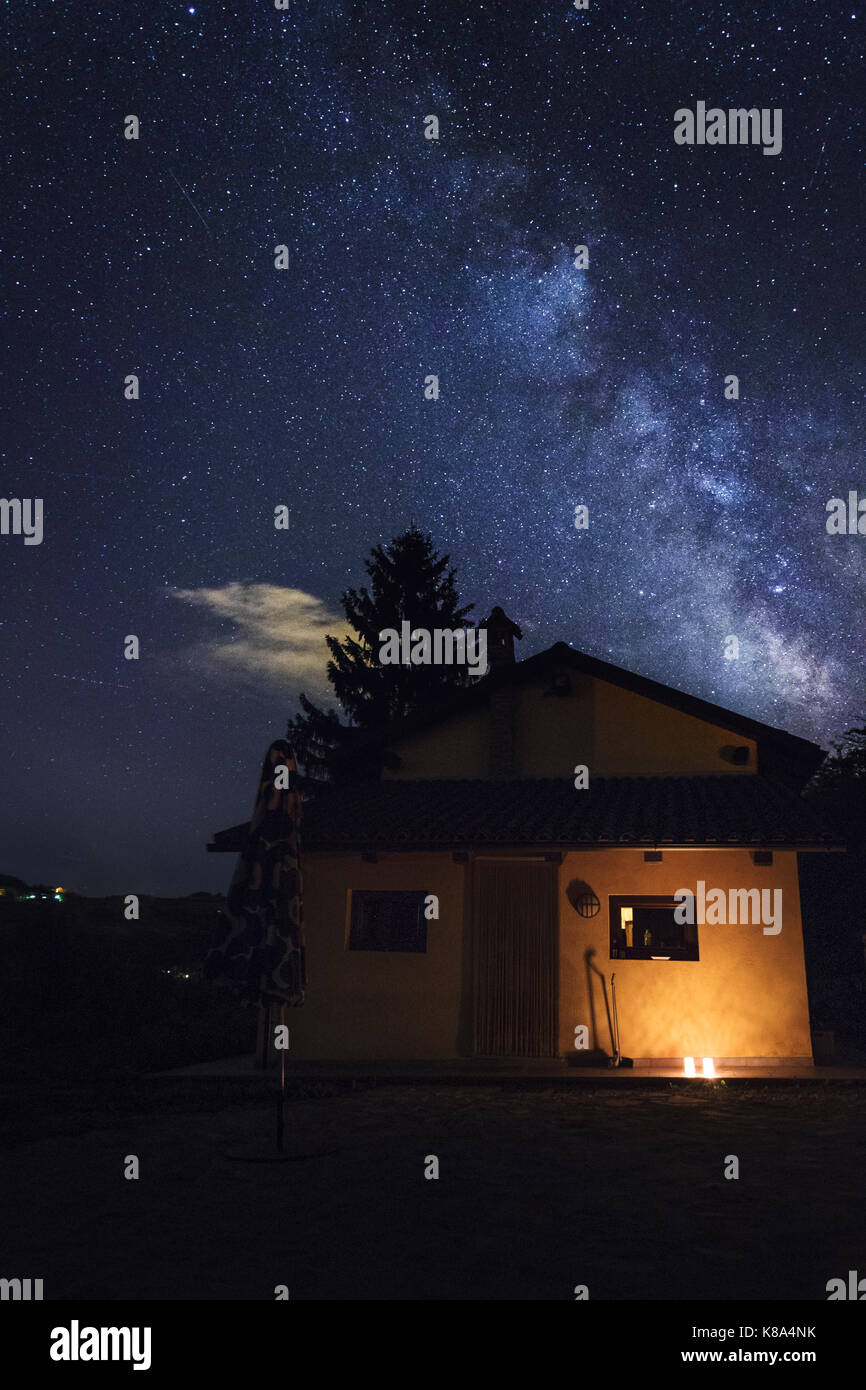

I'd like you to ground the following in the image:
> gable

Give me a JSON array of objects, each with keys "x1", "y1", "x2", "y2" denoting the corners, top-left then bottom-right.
[
  {"x1": 382, "y1": 704, "x2": 488, "y2": 778},
  {"x1": 383, "y1": 670, "x2": 757, "y2": 780},
  {"x1": 567, "y1": 677, "x2": 757, "y2": 777}
]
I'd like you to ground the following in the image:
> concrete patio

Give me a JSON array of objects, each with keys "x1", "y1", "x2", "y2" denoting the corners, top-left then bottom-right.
[{"x1": 154, "y1": 1053, "x2": 866, "y2": 1084}]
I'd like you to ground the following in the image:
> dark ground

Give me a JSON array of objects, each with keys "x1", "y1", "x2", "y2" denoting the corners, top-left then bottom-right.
[
  {"x1": 1, "y1": 1078, "x2": 864, "y2": 1300},
  {"x1": 2, "y1": 896, "x2": 864, "y2": 1301}
]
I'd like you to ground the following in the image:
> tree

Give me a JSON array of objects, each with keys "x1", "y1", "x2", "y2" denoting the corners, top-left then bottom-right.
[
  {"x1": 800, "y1": 722, "x2": 866, "y2": 1038},
  {"x1": 287, "y1": 525, "x2": 475, "y2": 783},
  {"x1": 805, "y1": 723, "x2": 866, "y2": 846}
]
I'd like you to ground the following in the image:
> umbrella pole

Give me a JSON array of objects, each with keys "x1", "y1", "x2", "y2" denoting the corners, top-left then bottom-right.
[
  {"x1": 276, "y1": 1003, "x2": 286, "y2": 1153},
  {"x1": 257, "y1": 1004, "x2": 268, "y2": 1070}
]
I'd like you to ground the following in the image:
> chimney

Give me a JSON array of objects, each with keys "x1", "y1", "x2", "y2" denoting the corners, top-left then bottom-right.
[
  {"x1": 483, "y1": 605, "x2": 522, "y2": 667},
  {"x1": 482, "y1": 606, "x2": 522, "y2": 777}
]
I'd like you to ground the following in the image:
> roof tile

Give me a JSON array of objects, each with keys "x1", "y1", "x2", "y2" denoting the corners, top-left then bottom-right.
[{"x1": 286, "y1": 776, "x2": 840, "y2": 851}]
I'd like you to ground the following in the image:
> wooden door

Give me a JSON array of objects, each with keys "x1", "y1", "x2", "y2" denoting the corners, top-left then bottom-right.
[{"x1": 471, "y1": 859, "x2": 559, "y2": 1056}]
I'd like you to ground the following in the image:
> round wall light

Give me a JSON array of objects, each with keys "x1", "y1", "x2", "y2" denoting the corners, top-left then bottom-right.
[{"x1": 566, "y1": 879, "x2": 601, "y2": 918}]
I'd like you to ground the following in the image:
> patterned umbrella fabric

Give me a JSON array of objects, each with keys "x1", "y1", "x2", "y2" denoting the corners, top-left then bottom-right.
[{"x1": 204, "y1": 739, "x2": 305, "y2": 1008}]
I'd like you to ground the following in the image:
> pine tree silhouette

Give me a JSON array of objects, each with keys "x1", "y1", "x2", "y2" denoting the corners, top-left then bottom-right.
[
  {"x1": 806, "y1": 723, "x2": 866, "y2": 847},
  {"x1": 287, "y1": 524, "x2": 475, "y2": 784}
]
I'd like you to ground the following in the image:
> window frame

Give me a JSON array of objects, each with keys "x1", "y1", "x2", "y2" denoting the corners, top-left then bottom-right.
[
  {"x1": 609, "y1": 894, "x2": 699, "y2": 962},
  {"x1": 347, "y1": 888, "x2": 429, "y2": 954}
]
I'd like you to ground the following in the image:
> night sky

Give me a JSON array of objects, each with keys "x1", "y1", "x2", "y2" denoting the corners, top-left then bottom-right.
[{"x1": 2, "y1": 2, "x2": 862, "y2": 895}]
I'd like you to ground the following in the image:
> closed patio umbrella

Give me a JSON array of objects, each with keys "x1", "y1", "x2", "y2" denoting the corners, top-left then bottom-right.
[{"x1": 204, "y1": 738, "x2": 311, "y2": 1157}]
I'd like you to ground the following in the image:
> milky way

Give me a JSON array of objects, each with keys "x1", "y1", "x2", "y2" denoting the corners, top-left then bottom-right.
[{"x1": 2, "y1": 2, "x2": 862, "y2": 892}]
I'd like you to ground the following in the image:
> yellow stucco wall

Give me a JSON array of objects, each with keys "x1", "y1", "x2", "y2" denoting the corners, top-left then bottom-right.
[
  {"x1": 286, "y1": 847, "x2": 812, "y2": 1062},
  {"x1": 287, "y1": 852, "x2": 467, "y2": 1059},
  {"x1": 582, "y1": 682, "x2": 756, "y2": 776},
  {"x1": 559, "y1": 849, "x2": 812, "y2": 1060},
  {"x1": 382, "y1": 706, "x2": 488, "y2": 778},
  {"x1": 383, "y1": 674, "x2": 758, "y2": 779}
]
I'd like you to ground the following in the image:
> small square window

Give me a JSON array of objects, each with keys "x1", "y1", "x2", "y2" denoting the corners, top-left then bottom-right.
[
  {"x1": 609, "y1": 895, "x2": 699, "y2": 961},
  {"x1": 348, "y1": 890, "x2": 428, "y2": 953}
]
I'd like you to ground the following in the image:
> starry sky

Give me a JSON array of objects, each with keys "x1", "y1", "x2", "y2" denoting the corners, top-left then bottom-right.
[{"x1": 2, "y1": 1, "x2": 863, "y2": 895}]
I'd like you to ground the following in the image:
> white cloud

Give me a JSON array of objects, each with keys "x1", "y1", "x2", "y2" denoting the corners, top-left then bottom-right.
[{"x1": 171, "y1": 583, "x2": 352, "y2": 696}]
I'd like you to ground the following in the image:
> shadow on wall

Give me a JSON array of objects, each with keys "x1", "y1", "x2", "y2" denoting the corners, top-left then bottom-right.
[
  {"x1": 562, "y1": 877, "x2": 614, "y2": 1064},
  {"x1": 575, "y1": 946, "x2": 614, "y2": 1065}
]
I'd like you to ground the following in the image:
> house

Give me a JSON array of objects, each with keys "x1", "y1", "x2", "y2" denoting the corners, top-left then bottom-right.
[{"x1": 208, "y1": 610, "x2": 842, "y2": 1066}]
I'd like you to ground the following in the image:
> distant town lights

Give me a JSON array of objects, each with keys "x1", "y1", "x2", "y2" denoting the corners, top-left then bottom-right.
[
  {"x1": 683, "y1": 1057, "x2": 696, "y2": 1076},
  {"x1": 702, "y1": 1057, "x2": 716, "y2": 1078}
]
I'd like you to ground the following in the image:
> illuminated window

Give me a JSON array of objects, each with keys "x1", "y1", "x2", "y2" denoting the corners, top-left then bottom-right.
[
  {"x1": 609, "y1": 895, "x2": 699, "y2": 961},
  {"x1": 348, "y1": 890, "x2": 428, "y2": 953}
]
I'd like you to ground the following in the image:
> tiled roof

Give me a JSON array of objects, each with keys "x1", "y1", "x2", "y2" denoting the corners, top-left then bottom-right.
[{"x1": 209, "y1": 777, "x2": 842, "y2": 852}]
